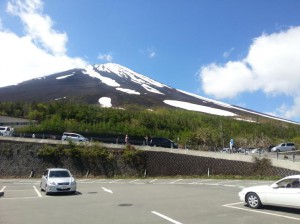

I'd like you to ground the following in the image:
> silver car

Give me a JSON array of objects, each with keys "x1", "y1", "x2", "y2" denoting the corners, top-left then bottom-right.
[
  {"x1": 271, "y1": 142, "x2": 296, "y2": 152},
  {"x1": 61, "y1": 132, "x2": 89, "y2": 142},
  {"x1": 40, "y1": 168, "x2": 77, "y2": 195}
]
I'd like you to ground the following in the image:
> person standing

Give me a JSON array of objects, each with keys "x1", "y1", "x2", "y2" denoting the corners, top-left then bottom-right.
[
  {"x1": 144, "y1": 136, "x2": 149, "y2": 145},
  {"x1": 125, "y1": 134, "x2": 129, "y2": 145}
]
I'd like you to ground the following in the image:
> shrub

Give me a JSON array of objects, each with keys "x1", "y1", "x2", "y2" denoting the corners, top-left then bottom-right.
[{"x1": 252, "y1": 157, "x2": 272, "y2": 176}]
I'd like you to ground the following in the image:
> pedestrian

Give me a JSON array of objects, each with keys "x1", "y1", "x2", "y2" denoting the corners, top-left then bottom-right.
[
  {"x1": 144, "y1": 135, "x2": 148, "y2": 145},
  {"x1": 125, "y1": 134, "x2": 129, "y2": 145}
]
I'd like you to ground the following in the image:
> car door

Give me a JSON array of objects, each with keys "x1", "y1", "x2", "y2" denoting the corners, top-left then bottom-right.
[{"x1": 265, "y1": 179, "x2": 300, "y2": 207}]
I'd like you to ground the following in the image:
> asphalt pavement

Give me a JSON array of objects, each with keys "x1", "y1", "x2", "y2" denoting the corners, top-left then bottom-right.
[{"x1": 0, "y1": 178, "x2": 300, "y2": 224}]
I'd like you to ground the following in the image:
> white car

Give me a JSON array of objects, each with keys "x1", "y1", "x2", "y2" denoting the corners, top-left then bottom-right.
[
  {"x1": 239, "y1": 175, "x2": 300, "y2": 209},
  {"x1": 40, "y1": 168, "x2": 77, "y2": 195}
]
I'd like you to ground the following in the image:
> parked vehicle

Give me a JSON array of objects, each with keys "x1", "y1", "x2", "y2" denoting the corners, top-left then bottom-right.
[
  {"x1": 40, "y1": 168, "x2": 77, "y2": 195},
  {"x1": 237, "y1": 147, "x2": 250, "y2": 154},
  {"x1": 270, "y1": 142, "x2": 296, "y2": 152},
  {"x1": 0, "y1": 126, "x2": 14, "y2": 136},
  {"x1": 61, "y1": 132, "x2": 89, "y2": 142},
  {"x1": 220, "y1": 148, "x2": 229, "y2": 153},
  {"x1": 239, "y1": 175, "x2": 300, "y2": 209},
  {"x1": 250, "y1": 148, "x2": 264, "y2": 154},
  {"x1": 150, "y1": 137, "x2": 178, "y2": 148}
]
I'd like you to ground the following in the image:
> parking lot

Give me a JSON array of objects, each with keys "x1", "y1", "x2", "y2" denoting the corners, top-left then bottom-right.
[{"x1": 1, "y1": 178, "x2": 300, "y2": 224}]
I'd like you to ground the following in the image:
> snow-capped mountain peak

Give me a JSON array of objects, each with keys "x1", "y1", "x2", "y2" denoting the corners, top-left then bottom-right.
[
  {"x1": 94, "y1": 63, "x2": 169, "y2": 88},
  {"x1": 0, "y1": 63, "x2": 299, "y2": 125}
]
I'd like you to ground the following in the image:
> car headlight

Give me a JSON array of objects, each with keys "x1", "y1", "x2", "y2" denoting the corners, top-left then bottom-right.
[
  {"x1": 71, "y1": 180, "x2": 76, "y2": 185},
  {"x1": 48, "y1": 181, "x2": 57, "y2": 186}
]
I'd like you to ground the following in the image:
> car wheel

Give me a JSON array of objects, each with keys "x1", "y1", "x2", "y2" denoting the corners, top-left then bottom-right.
[{"x1": 246, "y1": 192, "x2": 261, "y2": 209}]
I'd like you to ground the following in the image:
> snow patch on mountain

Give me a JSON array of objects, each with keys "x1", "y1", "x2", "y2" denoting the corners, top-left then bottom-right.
[
  {"x1": 177, "y1": 89, "x2": 233, "y2": 109},
  {"x1": 116, "y1": 88, "x2": 140, "y2": 95},
  {"x1": 142, "y1": 84, "x2": 164, "y2": 95},
  {"x1": 177, "y1": 89, "x2": 299, "y2": 125},
  {"x1": 84, "y1": 65, "x2": 120, "y2": 87},
  {"x1": 56, "y1": 74, "x2": 74, "y2": 80},
  {"x1": 99, "y1": 97, "x2": 112, "y2": 107},
  {"x1": 164, "y1": 100, "x2": 236, "y2": 116}
]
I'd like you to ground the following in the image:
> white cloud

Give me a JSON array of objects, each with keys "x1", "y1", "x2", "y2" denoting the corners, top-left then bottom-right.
[
  {"x1": 148, "y1": 50, "x2": 156, "y2": 58},
  {"x1": 222, "y1": 47, "x2": 234, "y2": 58},
  {"x1": 198, "y1": 26, "x2": 300, "y2": 121},
  {"x1": 140, "y1": 48, "x2": 156, "y2": 58},
  {"x1": 98, "y1": 53, "x2": 113, "y2": 62},
  {"x1": 0, "y1": 0, "x2": 87, "y2": 87}
]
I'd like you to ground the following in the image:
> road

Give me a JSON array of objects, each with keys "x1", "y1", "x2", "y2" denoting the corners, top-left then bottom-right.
[{"x1": 0, "y1": 178, "x2": 300, "y2": 224}]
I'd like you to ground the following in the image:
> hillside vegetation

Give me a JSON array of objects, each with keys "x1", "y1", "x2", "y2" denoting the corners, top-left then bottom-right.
[{"x1": 1, "y1": 101, "x2": 300, "y2": 149}]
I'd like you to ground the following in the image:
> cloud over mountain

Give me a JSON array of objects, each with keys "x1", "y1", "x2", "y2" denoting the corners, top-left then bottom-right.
[{"x1": 198, "y1": 26, "x2": 300, "y2": 120}]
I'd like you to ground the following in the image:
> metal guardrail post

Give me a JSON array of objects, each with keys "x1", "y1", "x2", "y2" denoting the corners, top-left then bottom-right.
[{"x1": 293, "y1": 152, "x2": 295, "y2": 162}]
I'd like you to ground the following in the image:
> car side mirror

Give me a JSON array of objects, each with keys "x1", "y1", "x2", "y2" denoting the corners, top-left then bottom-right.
[{"x1": 271, "y1": 183, "x2": 279, "y2": 189}]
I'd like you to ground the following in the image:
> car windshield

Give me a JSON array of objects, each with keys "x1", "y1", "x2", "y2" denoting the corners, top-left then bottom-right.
[{"x1": 49, "y1": 170, "x2": 70, "y2": 178}]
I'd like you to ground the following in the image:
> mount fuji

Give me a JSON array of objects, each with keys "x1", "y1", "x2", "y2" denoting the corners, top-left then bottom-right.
[{"x1": 0, "y1": 63, "x2": 298, "y2": 125}]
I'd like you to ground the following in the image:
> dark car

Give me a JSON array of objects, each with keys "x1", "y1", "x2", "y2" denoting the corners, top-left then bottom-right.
[{"x1": 149, "y1": 137, "x2": 178, "y2": 148}]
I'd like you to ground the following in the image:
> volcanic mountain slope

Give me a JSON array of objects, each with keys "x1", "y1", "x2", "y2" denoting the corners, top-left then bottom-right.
[{"x1": 0, "y1": 63, "x2": 298, "y2": 125}]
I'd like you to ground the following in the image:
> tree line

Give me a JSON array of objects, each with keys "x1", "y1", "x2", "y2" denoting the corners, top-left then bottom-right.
[{"x1": 1, "y1": 101, "x2": 300, "y2": 150}]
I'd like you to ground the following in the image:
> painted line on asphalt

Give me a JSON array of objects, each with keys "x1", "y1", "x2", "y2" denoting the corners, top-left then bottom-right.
[
  {"x1": 109, "y1": 179, "x2": 121, "y2": 183},
  {"x1": 151, "y1": 211, "x2": 183, "y2": 224},
  {"x1": 223, "y1": 202, "x2": 300, "y2": 221},
  {"x1": 149, "y1": 179, "x2": 157, "y2": 183},
  {"x1": 33, "y1": 186, "x2": 42, "y2": 197},
  {"x1": 0, "y1": 197, "x2": 42, "y2": 200},
  {"x1": 169, "y1": 179, "x2": 183, "y2": 184},
  {"x1": 215, "y1": 180, "x2": 242, "y2": 184},
  {"x1": 129, "y1": 179, "x2": 140, "y2": 183},
  {"x1": 1, "y1": 186, "x2": 6, "y2": 192},
  {"x1": 189, "y1": 179, "x2": 212, "y2": 184},
  {"x1": 101, "y1": 187, "x2": 113, "y2": 194},
  {"x1": 223, "y1": 185, "x2": 237, "y2": 187}
]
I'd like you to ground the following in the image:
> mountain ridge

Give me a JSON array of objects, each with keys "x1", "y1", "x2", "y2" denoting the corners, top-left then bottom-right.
[{"x1": 0, "y1": 63, "x2": 298, "y2": 125}]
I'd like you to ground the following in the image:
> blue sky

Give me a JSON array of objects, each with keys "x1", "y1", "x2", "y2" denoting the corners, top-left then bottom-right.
[{"x1": 1, "y1": 0, "x2": 300, "y2": 122}]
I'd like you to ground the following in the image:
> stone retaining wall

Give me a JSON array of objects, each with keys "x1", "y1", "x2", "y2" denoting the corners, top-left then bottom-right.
[{"x1": 0, "y1": 138, "x2": 299, "y2": 178}]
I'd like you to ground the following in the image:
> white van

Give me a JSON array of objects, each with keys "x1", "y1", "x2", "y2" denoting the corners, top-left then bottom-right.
[
  {"x1": 271, "y1": 142, "x2": 296, "y2": 152},
  {"x1": 61, "y1": 132, "x2": 89, "y2": 142},
  {"x1": 0, "y1": 126, "x2": 14, "y2": 136}
]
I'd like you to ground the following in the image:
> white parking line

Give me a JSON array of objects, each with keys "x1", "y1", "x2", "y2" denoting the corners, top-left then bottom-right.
[
  {"x1": 189, "y1": 179, "x2": 211, "y2": 184},
  {"x1": 151, "y1": 211, "x2": 183, "y2": 224},
  {"x1": 149, "y1": 179, "x2": 157, "y2": 183},
  {"x1": 215, "y1": 180, "x2": 241, "y2": 184},
  {"x1": 33, "y1": 186, "x2": 42, "y2": 197},
  {"x1": 0, "y1": 196, "x2": 42, "y2": 200},
  {"x1": 1, "y1": 186, "x2": 6, "y2": 192},
  {"x1": 101, "y1": 187, "x2": 113, "y2": 194},
  {"x1": 223, "y1": 202, "x2": 300, "y2": 221},
  {"x1": 109, "y1": 179, "x2": 121, "y2": 183},
  {"x1": 169, "y1": 179, "x2": 183, "y2": 184},
  {"x1": 129, "y1": 179, "x2": 140, "y2": 183}
]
